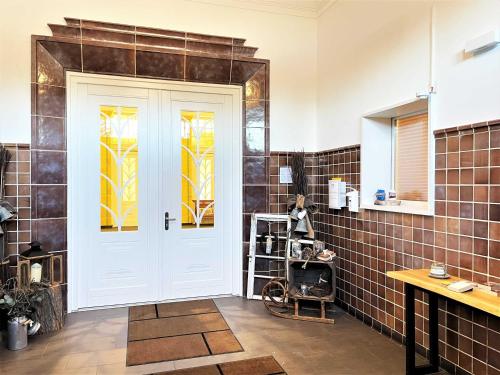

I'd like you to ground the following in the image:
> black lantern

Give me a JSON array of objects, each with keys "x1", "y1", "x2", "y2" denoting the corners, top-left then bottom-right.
[{"x1": 18, "y1": 241, "x2": 63, "y2": 287}]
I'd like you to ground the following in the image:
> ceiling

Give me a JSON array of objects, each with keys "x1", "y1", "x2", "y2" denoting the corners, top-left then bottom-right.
[{"x1": 190, "y1": 0, "x2": 336, "y2": 18}]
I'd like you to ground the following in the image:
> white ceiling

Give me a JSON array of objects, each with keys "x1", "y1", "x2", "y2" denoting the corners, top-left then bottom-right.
[{"x1": 189, "y1": 0, "x2": 336, "y2": 18}]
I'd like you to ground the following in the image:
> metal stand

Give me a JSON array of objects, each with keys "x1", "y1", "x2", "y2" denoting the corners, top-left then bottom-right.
[{"x1": 405, "y1": 284, "x2": 440, "y2": 375}]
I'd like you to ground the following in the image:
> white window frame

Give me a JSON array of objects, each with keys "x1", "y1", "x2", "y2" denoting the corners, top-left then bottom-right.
[{"x1": 360, "y1": 97, "x2": 435, "y2": 215}]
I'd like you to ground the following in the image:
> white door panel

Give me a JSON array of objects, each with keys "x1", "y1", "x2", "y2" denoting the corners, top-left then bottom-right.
[
  {"x1": 164, "y1": 95, "x2": 232, "y2": 299},
  {"x1": 69, "y1": 77, "x2": 238, "y2": 310},
  {"x1": 74, "y1": 85, "x2": 160, "y2": 308}
]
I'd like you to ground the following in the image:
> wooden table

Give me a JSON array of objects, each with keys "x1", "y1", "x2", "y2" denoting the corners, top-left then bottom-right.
[{"x1": 387, "y1": 269, "x2": 500, "y2": 375}]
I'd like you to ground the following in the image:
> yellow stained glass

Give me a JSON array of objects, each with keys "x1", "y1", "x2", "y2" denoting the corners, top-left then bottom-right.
[
  {"x1": 100, "y1": 106, "x2": 139, "y2": 232},
  {"x1": 181, "y1": 111, "x2": 215, "y2": 228}
]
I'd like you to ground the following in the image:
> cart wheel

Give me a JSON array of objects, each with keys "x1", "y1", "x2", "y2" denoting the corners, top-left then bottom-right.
[{"x1": 262, "y1": 278, "x2": 288, "y2": 307}]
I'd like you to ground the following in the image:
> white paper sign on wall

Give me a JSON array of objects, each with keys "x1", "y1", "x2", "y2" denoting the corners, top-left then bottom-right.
[{"x1": 279, "y1": 166, "x2": 293, "y2": 184}]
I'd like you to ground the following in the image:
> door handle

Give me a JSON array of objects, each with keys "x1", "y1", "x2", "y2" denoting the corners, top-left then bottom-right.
[{"x1": 164, "y1": 212, "x2": 176, "y2": 230}]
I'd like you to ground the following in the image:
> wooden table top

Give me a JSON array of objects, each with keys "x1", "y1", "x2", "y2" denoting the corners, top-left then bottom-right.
[{"x1": 387, "y1": 269, "x2": 500, "y2": 318}]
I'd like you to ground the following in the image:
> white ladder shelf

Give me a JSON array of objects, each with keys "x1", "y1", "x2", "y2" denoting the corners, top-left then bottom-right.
[{"x1": 246, "y1": 213, "x2": 291, "y2": 300}]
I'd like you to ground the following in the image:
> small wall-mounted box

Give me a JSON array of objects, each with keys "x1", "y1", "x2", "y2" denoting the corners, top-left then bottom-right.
[
  {"x1": 465, "y1": 30, "x2": 499, "y2": 54},
  {"x1": 329, "y1": 179, "x2": 346, "y2": 209}
]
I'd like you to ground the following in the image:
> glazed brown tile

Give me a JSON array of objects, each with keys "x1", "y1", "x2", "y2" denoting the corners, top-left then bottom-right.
[
  {"x1": 82, "y1": 45, "x2": 135, "y2": 75},
  {"x1": 31, "y1": 185, "x2": 67, "y2": 219},
  {"x1": 186, "y1": 40, "x2": 232, "y2": 57},
  {"x1": 32, "y1": 116, "x2": 65, "y2": 151},
  {"x1": 435, "y1": 138, "x2": 446, "y2": 153},
  {"x1": 460, "y1": 151, "x2": 473, "y2": 168},
  {"x1": 31, "y1": 151, "x2": 66, "y2": 184},
  {"x1": 231, "y1": 60, "x2": 264, "y2": 84},
  {"x1": 460, "y1": 203, "x2": 473, "y2": 219},
  {"x1": 245, "y1": 65, "x2": 267, "y2": 100},
  {"x1": 243, "y1": 186, "x2": 267, "y2": 213},
  {"x1": 185, "y1": 55, "x2": 231, "y2": 84},
  {"x1": 460, "y1": 133, "x2": 473, "y2": 151},
  {"x1": 82, "y1": 28, "x2": 135, "y2": 44},
  {"x1": 38, "y1": 40, "x2": 82, "y2": 75},
  {"x1": 474, "y1": 204, "x2": 489, "y2": 221},
  {"x1": 460, "y1": 169, "x2": 473, "y2": 184},
  {"x1": 81, "y1": 19, "x2": 135, "y2": 32},
  {"x1": 187, "y1": 32, "x2": 233, "y2": 45},
  {"x1": 243, "y1": 157, "x2": 267, "y2": 185},
  {"x1": 136, "y1": 26, "x2": 185, "y2": 38},
  {"x1": 136, "y1": 51, "x2": 184, "y2": 80},
  {"x1": 491, "y1": 186, "x2": 500, "y2": 203},
  {"x1": 490, "y1": 204, "x2": 500, "y2": 222},
  {"x1": 474, "y1": 150, "x2": 489, "y2": 167},
  {"x1": 36, "y1": 41, "x2": 65, "y2": 86},
  {"x1": 447, "y1": 169, "x2": 459, "y2": 184},
  {"x1": 244, "y1": 127, "x2": 266, "y2": 156},
  {"x1": 447, "y1": 202, "x2": 459, "y2": 217},
  {"x1": 31, "y1": 218, "x2": 67, "y2": 252},
  {"x1": 491, "y1": 130, "x2": 500, "y2": 148},
  {"x1": 233, "y1": 45, "x2": 259, "y2": 58},
  {"x1": 447, "y1": 136, "x2": 459, "y2": 152},
  {"x1": 64, "y1": 17, "x2": 81, "y2": 26},
  {"x1": 473, "y1": 221, "x2": 488, "y2": 239},
  {"x1": 47, "y1": 24, "x2": 81, "y2": 39},
  {"x1": 474, "y1": 131, "x2": 489, "y2": 149},
  {"x1": 460, "y1": 186, "x2": 473, "y2": 201},
  {"x1": 447, "y1": 186, "x2": 459, "y2": 201},
  {"x1": 136, "y1": 34, "x2": 185, "y2": 50},
  {"x1": 435, "y1": 170, "x2": 446, "y2": 184},
  {"x1": 474, "y1": 168, "x2": 489, "y2": 184},
  {"x1": 35, "y1": 84, "x2": 65, "y2": 117},
  {"x1": 245, "y1": 100, "x2": 266, "y2": 128},
  {"x1": 491, "y1": 149, "x2": 500, "y2": 166},
  {"x1": 447, "y1": 153, "x2": 459, "y2": 168}
]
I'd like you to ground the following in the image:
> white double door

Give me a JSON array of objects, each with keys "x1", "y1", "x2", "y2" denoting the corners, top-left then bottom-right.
[{"x1": 70, "y1": 77, "x2": 238, "y2": 309}]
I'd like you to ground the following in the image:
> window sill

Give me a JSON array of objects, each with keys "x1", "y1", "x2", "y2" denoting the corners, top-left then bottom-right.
[{"x1": 360, "y1": 201, "x2": 433, "y2": 216}]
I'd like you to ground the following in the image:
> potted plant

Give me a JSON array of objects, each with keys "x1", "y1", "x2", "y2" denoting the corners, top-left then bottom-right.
[{"x1": 0, "y1": 278, "x2": 42, "y2": 350}]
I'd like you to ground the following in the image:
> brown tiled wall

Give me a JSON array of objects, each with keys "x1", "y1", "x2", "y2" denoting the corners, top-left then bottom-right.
[
  {"x1": 269, "y1": 125, "x2": 499, "y2": 375},
  {"x1": 3, "y1": 144, "x2": 31, "y2": 259}
]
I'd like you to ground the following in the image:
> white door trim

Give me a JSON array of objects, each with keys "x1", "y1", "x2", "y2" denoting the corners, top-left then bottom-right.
[{"x1": 66, "y1": 72, "x2": 243, "y2": 312}]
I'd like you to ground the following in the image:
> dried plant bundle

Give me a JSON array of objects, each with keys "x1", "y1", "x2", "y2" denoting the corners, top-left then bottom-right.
[
  {"x1": 0, "y1": 144, "x2": 12, "y2": 199},
  {"x1": 291, "y1": 150, "x2": 308, "y2": 196}
]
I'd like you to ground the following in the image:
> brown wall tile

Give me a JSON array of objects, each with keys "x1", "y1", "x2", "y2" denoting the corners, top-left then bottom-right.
[
  {"x1": 136, "y1": 51, "x2": 184, "y2": 80},
  {"x1": 82, "y1": 45, "x2": 135, "y2": 75}
]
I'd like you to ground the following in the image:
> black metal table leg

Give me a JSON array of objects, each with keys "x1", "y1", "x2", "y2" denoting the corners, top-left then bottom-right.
[
  {"x1": 405, "y1": 283, "x2": 416, "y2": 375},
  {"x1": 405, "y1": 284, "x2": 440, "y2": 375},
  {"x1": 428, "y1": 292, "x2": 439, "y2": 372}
]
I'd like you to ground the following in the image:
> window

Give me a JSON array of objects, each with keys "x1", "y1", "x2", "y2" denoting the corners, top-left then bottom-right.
[
  {"x1": 181, "y1": 110, "x2": 215, "y2": 228},
  {"x1": 100, "y1": 105, "x2": 139, "y2": 232},
  {"x1": 360, "y1": 97, "x2": 433, "y2": 215},
  {"x1": 393, "y1": 112, "x2": 428, "y2": 201}
]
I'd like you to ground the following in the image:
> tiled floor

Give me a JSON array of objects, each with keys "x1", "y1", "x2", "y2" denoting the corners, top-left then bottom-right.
[{"x1": 0, "y1": 297, "x2": 428, "y2": 374}]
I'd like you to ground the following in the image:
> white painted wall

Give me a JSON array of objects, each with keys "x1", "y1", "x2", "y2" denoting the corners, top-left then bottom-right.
[
  {"x1": 0, "y1": 0, "x2": 317, "y2": 151},
  {"x1": 2, "y1": 1, "x2": 499, "y2": 152},
  {"x1": 317, "y1": 0, "x2": 500, "y2": 151}
]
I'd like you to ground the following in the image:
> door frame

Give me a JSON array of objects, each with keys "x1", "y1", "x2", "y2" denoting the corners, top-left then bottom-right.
[{"x1": 66, "y1": 72, "x2": 243, "y2": 312}]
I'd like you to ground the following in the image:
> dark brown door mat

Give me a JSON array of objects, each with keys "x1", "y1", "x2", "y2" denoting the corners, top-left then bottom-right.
[
  {"x1": 128, "y1": 312, "x2": 229, "y2": 341},
  {"x1": 129, "y1": 304, "x2": 157, "y2": 321},
  {"x1": 127, "y1": 299, "x2": 243, "y2": 366},
  {"x1": 149, "y1": 356, "x2": 287, "y2": 375},
  {"x1": 157, "y1": 299, "x2": 219, "y2": 317}
]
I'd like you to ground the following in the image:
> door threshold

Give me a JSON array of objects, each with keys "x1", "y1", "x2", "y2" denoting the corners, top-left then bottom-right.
[{"x1": 72, "y1": 294, "x2": 237, "y2": 313}]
